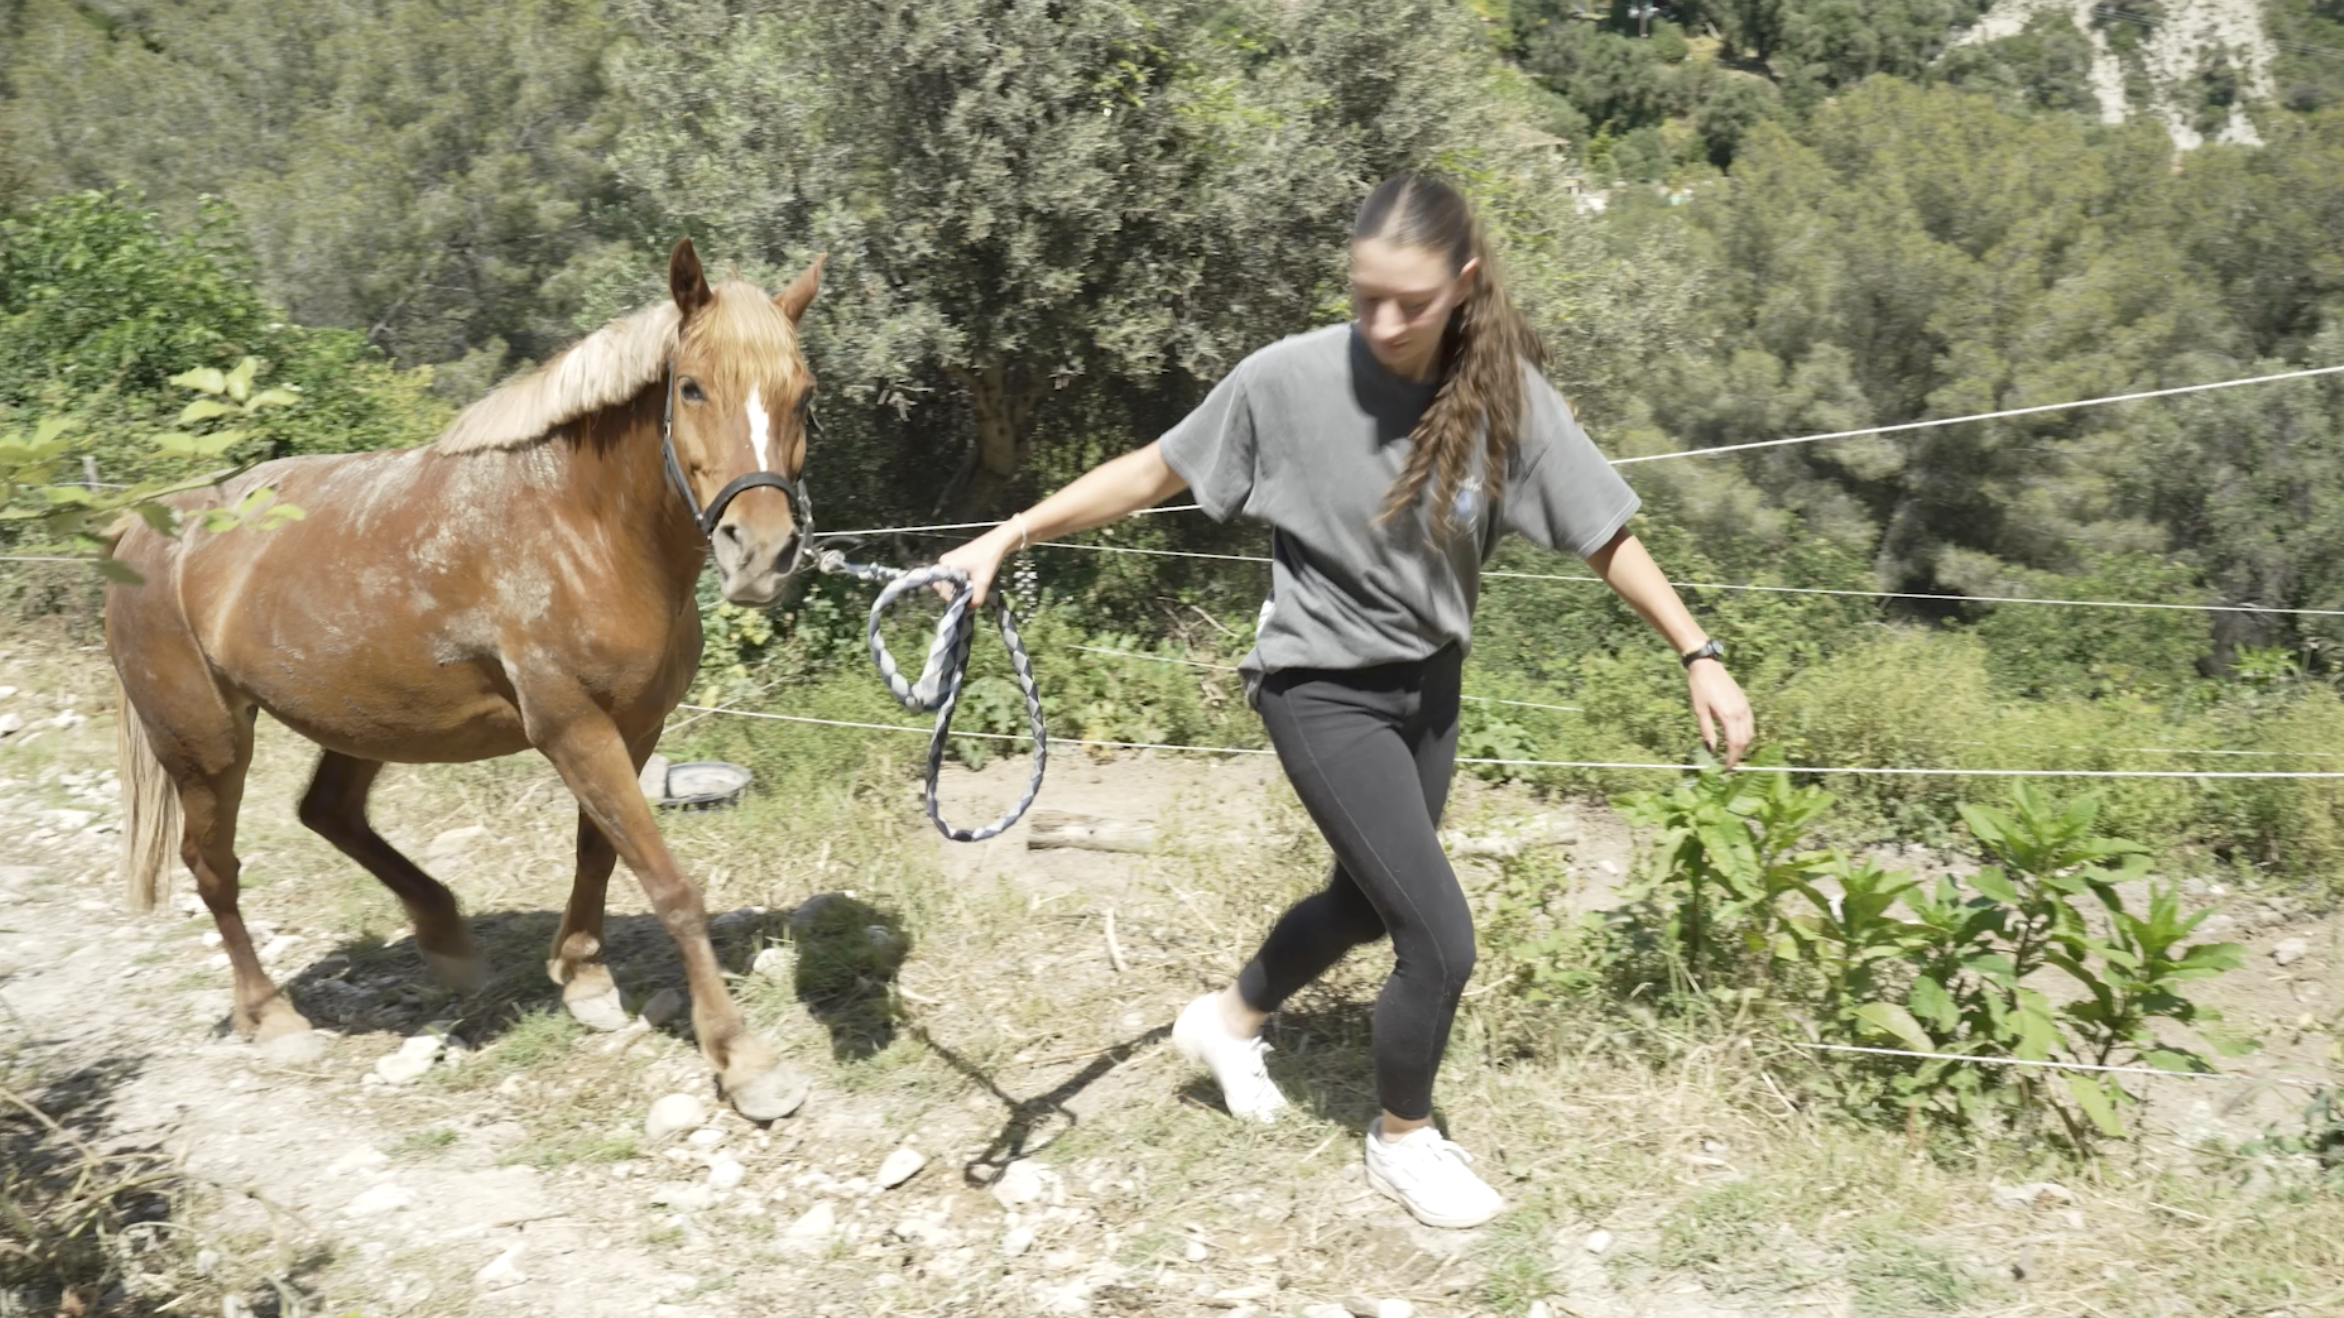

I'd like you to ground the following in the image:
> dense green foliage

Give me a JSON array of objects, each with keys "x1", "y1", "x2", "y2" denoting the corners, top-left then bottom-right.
[{"x1": 0, "y1": 191, "x2": 447, "y2": 499}]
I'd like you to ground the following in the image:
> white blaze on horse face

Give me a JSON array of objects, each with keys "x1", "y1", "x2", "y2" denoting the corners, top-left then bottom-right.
[{"x1": 746, "y1": 383, "x2": 772, "y2": 472}]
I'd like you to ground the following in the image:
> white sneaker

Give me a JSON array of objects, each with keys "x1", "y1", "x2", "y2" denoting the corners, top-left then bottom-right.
[
  {"x1": 1171, "y1": 993, "x2": 1289, "y2": 1123},
  {"x1": 1363, "y1": 1118, "x2": 1503, "y2": 1228}
]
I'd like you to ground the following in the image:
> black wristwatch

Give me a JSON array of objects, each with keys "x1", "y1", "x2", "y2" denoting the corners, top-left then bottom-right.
[{"x1": 1680, "y1": 638, "x2": 1726, "y2": 668}]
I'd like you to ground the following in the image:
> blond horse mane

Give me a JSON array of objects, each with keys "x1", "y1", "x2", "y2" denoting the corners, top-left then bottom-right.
[{"x1": 432, "y1": 301, "x2": 682, "y2": 454}]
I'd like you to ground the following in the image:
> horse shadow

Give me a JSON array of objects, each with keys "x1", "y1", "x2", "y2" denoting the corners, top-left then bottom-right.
[{"x1": 273, "y1": 892, "x2": 910, "y2": 1062}]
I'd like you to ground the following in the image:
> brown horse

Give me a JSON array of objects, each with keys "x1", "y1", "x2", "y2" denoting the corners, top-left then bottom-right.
[{"x1": 106, "y1": 239, "x2": 822, "y2": 1119}]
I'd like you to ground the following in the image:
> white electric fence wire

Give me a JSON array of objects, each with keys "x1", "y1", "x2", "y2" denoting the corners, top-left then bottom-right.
[
  {"x1": 672, "y1": 705, "x2": 2344, "y2": 778},
  {"x1": 1890, "y1": 735, "x2": 2344, "y2": 761},
  {"x1": 1068, "y1": 643, "x2": 1583, "y2": 712},
  {"x1": 1607, "y1": 363, "x2": 2344, "y2": 465},
  {"x1": 816, "y1": 502, "x2": 1200, "y2": 540},
  {"x1": 976, "y1": 540, "x2": 2344, "y2": 619},
  {"x1": 1480, "y1": 567, "x2": 2344, "y2": 618}
]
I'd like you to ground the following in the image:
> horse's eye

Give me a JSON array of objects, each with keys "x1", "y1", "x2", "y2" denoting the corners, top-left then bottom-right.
[{"x1": 679, "y1": 380, "x2": 705, "y2": 404}]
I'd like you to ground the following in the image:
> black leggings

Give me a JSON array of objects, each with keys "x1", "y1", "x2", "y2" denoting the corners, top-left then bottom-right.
[{"x1": 1236, "y1": 644, "x2": 1471, "y2": 1122}]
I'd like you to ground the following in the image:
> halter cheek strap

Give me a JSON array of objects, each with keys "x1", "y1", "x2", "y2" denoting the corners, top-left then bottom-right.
[{"x1": 660, "y1": 366, "x2": 817, "y2": 572}]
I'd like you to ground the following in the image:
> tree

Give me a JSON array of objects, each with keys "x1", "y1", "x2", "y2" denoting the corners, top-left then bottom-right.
[
  {"x1": 612, "y1": 0, "x2": 1508, "y2": 519},
  {"x1": 0, "y1": 0, "x2": 630, "y2": 376}
]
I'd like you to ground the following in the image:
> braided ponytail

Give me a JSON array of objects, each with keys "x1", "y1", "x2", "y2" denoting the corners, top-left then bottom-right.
[{"x1": 1360, "y1": 174, "x2": 1548, "y2": 539}]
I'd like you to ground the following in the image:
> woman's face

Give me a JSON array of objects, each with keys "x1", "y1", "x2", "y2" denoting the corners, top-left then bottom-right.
[{"x1": 1350, "y1": 236, "x2": 1477, "y2": 382}]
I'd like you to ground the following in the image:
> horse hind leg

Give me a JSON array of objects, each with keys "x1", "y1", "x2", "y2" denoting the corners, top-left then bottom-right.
[
  {"x1": 297, "y1": 751, "x2": 485, "y2": 992},
  {"x1": 164, "y1": 711, "x2": 310, "y2": 1042},
  {"x1": 112, "y1": 605, "x2": 308, "y2": 1043}
]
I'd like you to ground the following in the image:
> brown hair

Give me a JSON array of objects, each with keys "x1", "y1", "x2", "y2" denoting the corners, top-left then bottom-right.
[{"x1": 1356, "y1": 173, "x2": 1547, "y2": 538}]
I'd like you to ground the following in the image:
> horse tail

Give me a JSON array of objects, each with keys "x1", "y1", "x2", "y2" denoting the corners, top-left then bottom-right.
[{"x1": 115, "y1": 672, "x2": 181, "y2": 913}]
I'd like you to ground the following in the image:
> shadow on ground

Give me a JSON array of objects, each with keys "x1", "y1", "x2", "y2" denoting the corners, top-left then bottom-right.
[{"x1": 271, "y1": 893, "x2": 910, "y2": 1063}]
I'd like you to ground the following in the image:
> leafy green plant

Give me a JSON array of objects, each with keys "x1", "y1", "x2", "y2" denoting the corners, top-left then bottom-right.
[
  {"x1": 1593, "y1": 767, "x2": 2244, "y2": 1147},
  {"x1": 1617, "y1": 751, "x2": 1833, "y2": 991},
  {"x1": 1819, "y1": 786, "x2": 2243, "y2": 1142},
  {"x1": 155, "y1": 357, "x2": 301, "y2": 461},
  {"x1": 2, "y1": 360, "x2": 307, "y2": 580}
]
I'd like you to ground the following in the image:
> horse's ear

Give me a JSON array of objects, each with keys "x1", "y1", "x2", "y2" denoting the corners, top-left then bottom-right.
[
  {"x1": 669, "y1": 238, "x2": 713, "y2": 317},
  {"x1": 775, "y1": 253, "x2": 826, "y2": 324}
]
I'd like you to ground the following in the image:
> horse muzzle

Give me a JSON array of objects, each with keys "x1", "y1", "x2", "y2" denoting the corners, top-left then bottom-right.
[{"x1": 712, "y1": 521, "x2": 806, "y2": 606}]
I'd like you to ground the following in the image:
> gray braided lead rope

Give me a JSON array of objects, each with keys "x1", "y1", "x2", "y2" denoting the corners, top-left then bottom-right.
[{"x1": 815, "y1": 550, "x2": 1048, "y2": 842}]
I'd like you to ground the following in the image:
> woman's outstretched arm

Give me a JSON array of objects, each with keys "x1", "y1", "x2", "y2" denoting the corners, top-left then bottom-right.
[
  {"x1": 937, "y1": 442, "x2": 1189, "y2": 605},
  {"x1": 1585, "y1": 529, "x2": 1755, "y2": 767}
]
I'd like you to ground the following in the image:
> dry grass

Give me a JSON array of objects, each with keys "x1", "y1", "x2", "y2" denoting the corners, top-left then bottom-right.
[{"x1": 3, "y1": 625, "x2": 2342, "y2": 1316}]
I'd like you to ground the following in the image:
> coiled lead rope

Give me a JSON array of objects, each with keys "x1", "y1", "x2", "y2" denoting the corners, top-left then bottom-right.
[{"x1": 816, "y1": 550, "x2": 1048, "y2": 841}]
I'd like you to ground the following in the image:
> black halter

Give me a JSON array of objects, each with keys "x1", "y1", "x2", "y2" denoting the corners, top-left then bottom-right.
[{"x1": 660, "y1": 365, "x2": 817, "y2": 573}]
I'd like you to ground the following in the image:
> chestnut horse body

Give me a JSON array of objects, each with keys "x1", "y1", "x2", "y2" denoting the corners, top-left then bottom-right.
[{"x1": 105, "y1": 241, "x2": 824, "y2": 1119}]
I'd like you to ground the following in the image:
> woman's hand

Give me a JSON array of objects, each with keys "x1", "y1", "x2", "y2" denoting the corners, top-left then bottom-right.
[
  {"x1": 936, "y1": 523, "x2": 1016, "y2": 606},
  {"x1": 1689, "y1": 660, "x2": 1754, "y2": 768}
]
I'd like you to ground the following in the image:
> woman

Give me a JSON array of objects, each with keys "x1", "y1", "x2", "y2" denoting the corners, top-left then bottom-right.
[{"x1": 939, "y1": 174, "x2": 1753, "y2": 1229}]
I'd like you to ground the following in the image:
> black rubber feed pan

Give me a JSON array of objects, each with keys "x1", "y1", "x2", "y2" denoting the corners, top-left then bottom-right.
[{"x1": 652, "y1": 760, "x2": 752, "y2": 809}]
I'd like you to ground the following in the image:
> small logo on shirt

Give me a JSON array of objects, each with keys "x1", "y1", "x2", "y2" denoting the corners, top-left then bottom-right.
[{"x1": 1452, "y1": 476, "x2": 1484, "y2": 524}]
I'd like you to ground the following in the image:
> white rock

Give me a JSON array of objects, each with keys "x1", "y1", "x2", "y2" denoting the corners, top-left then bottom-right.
[
  {"x1": 1341, "y1": 1301, "x2": 1412, "y2": 1318},
  {"x1": 688, "y1": 1126, "x2": 727, "y2": 1148},
  {"x1": 877, "y1": 1147, "x2": 927, "y2": 1189},
  {"x1": 343, "y1": 1184, "x2": 414, "y2": 1216},
  {"x1": 1184, "y1": 1240, "x2": 1209, "y2": 1262},
  {"x1": 1528, "y1": 1303, "x2": 1556, "y2": 1318},
  {"x1": 2273, "y1": 937, "x2": 2310, "y2": 967},
  {"x1": 194, "y1": 1248, "x2": 220, "y2": 1276},
  {"x1": 707, "y1": 1154, "x2": 746, "y2": 1191},
  {"x1": 751, "y1": 946, "x2": 791, "y2": 979},
  {"x1": 1000, "y1": 1226, "x2": 1036, "y2": 1257},
  {"x1": 0, "y1": 686, "x2": 16, "y2": 698},
  {"x1": 641, "y1": 987, "x2": 687, "y2": 1027},
  {"x1": 259, "y1": 934, "x2": 300, "y2": 962},
  {"x1": 475, "y1": 1244, "x2": 526, "y2": 1288},
  {"x1": 1305, "y1": 1307, "x2": 1351, "y2": 1318},
  {"x1": 991, "y1": 1159, "x2": 1055, "y2": 1208},
  {"x1": 1583, "y1": 1228, "x2": 1614, "y2": 1255},
  {"x1": 645, "y1": 1093, "x2": 708, "y2": 1141},
  {"x1": 373, "y1": 1034, "x2": 444, "y2": 1085},
  {"x1": 782, "y1": 1201, "x2": 838, "y2": 1255},
  {"x1": 0, "y1": 713, "x2": 25, "y2": 737}
]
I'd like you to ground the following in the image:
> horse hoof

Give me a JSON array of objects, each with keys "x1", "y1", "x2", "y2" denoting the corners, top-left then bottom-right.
[
  {"x1": 564, "y1": 982, "x2": 631, "y2": 1034},
  {"x1": 423, "y1": 951, "x2": 489, "y2": 994},
  {"x1": 252, "y1": 1005, "x2": 316, "y2": 1045},
  {"x1": 724, "y1": 1062, "x2": 810, "y2": 1122}
]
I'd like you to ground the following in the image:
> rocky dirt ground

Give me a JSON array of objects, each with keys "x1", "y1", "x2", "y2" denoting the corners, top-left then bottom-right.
[{"x1": 2, "y1": 635, "x2": 2340, "y2": 1318}]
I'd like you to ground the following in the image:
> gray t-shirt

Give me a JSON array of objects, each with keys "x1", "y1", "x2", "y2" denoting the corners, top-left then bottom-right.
[{"x1": 1158, "y1": 323, "x2": 1640, "y2": 698}]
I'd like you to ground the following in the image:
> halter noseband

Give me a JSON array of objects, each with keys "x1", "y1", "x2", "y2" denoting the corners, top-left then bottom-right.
[{"x1": 660, "y1": 364, "x2": 817, "y2": 574}]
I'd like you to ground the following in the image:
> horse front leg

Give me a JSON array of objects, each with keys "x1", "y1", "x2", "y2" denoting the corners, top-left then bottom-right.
[{"x1": 531, "y1": 701, "x2": 808, "y2": 1120}]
